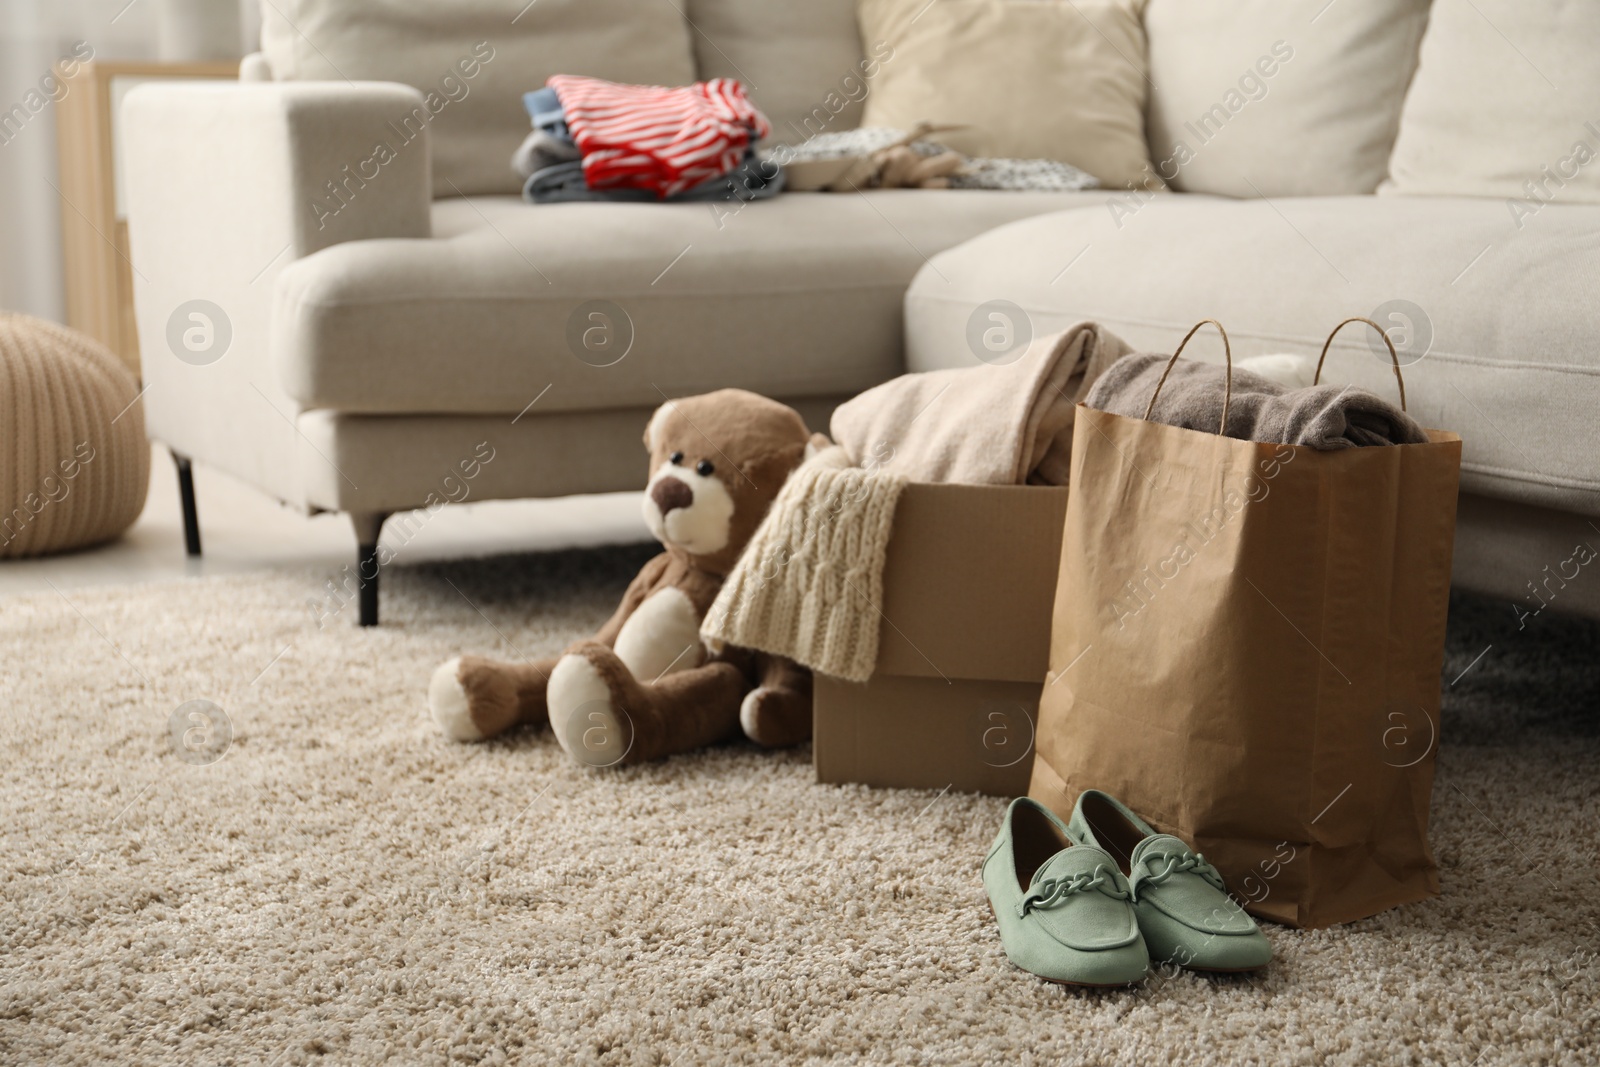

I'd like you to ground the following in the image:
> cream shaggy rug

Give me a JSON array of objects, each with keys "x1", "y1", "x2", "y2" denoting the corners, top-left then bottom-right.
[{"x1": 2, "y1": 545, "x2": 1596, "y2": 1066}]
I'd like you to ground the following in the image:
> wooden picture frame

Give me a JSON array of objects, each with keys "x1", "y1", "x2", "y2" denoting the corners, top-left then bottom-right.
[{"x1": 54, "y1": 59, "x2": 238, "y2": 377}]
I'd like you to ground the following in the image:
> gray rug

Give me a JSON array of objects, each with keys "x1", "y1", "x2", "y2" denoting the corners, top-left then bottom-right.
[{"x1": 0, "y1": 545, "x2": 1595, "y2": 1065}]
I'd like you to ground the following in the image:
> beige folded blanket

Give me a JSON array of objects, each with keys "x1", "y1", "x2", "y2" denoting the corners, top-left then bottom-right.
[
  {"x1": 830, "y1": 321, "x2": 1135, "y2": 484},
  {"x1": 703, "y1": 322, "x2": 1132, "y2": 680},
  {"x1": 702, "y1": 448, "x2": 906, "y2": 682}
]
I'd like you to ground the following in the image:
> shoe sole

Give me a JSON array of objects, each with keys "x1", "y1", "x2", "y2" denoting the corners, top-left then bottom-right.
[
  {"x1": 1155, "y1": 948, "x2": 1270, "y2": 976},
  {"x1": 987, "y1": 900, "x2": 1147, "y2": 989},
  {"x1": 1033, "y1": 969, "x2": 1145, "y2": 989},
  {"x1": 1180, "y1": 963, "x2": 1270, "y2": 975}
]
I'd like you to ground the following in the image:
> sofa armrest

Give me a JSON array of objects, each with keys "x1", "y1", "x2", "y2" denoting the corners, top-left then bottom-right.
[{"x1": 122, "y1": 81, "x2": 432, "y2": 507}]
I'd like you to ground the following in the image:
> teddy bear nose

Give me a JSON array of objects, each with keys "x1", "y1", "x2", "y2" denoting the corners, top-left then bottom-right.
[{"x1": 650, "y1": 475, "x2": 694, "y2": 516}]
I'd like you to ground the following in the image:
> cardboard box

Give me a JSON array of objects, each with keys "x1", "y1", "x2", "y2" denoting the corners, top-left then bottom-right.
[{"x1": 813, "y1": 482, "x2": 1069, "y2": 796}]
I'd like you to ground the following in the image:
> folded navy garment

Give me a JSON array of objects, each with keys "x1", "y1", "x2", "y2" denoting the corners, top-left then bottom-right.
[
  {"x1": 522, "y1": 87, "x2": 570, "y2": 142},
  {"x1": 523, "y1": 150, "x2": 785, "y2": 203},
  {"x1": 1085, "y1": 354, "x2": 1430, "y2": 449},
  {"x1": 511, "y1": 88, "x2": 582, "y2": 179}
]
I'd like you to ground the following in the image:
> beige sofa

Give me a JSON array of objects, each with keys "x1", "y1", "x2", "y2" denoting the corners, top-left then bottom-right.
[{"x1": 123, "y1": 0, "x2": 1600, "y2": 624}]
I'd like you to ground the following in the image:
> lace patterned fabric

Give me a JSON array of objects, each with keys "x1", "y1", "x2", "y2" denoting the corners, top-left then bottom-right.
[{"x1": 772, "y1": 127, "x2": 1101, "y2": 192}]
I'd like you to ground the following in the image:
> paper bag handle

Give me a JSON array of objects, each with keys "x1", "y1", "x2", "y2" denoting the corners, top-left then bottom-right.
[
  {"x1": 1313, "y1": 316, "x2": 1408, "y2": 412},
  {"x1": 1144, "y1": 318, "x2": 1232, "y2": 435}
]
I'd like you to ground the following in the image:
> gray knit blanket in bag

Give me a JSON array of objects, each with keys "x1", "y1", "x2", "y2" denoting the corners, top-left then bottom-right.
[{"x1": 1085, "y1": 355, "x2": 1429, "y2": 448}]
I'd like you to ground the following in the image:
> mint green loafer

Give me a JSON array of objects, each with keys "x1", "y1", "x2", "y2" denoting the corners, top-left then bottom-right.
[
  {"x1": 982, "y1": 798, "x2": 1149, "y2": 987},
  {"x1": 1068, "y1": 790, "x2": 1272, "y2": 973}
]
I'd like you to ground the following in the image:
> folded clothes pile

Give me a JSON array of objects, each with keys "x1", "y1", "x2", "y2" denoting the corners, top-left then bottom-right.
[
  {"x1": 513, "y1": 75, "x2": 784, "y2": 204},
  {"x1": 702, "y1": 322, "x2": 1428, "y2": 681},
  {"x1": 830, "y1": 321, "x2": 1133, "y2": 485}
]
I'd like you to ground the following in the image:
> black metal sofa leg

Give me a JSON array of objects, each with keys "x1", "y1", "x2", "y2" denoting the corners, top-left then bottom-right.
[
  {"x1": 172, "y1": 451, "x2": 201, "y2": 557},
  {"x1": 350, "y1": 512, "x2": 390, "y2": 627}
]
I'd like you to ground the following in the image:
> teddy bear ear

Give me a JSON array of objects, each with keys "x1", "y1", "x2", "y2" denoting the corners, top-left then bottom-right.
[
  {"x1": 804, "y1": 432, "x2": 832, "y2": 462},
  {"x1": 644, "y1": 401, "x2": 679, "y2": 451}
]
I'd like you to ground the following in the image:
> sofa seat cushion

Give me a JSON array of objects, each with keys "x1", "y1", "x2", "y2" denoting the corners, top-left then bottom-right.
[
  {"x1": 904, "y1": 195, "x2": 1600, "y2": 515},
  {"x1": 274, "y1": 190, "x2": 1102, "y2": 419}
]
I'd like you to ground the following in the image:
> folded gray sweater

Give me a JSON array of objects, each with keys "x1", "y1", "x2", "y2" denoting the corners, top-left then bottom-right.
[{"x1": 1085, "y1": 354, "x2": 1429, "y2": 449}]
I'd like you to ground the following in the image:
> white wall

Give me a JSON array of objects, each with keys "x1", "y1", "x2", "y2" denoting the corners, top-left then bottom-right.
[{"x1": 0, "y1": 0, "x2": 256, "y2": 323}]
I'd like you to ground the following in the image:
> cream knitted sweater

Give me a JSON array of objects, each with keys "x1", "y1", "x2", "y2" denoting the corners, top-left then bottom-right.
[{"x1": 701, "y1": 448, "x2": 906, "y2": 683}]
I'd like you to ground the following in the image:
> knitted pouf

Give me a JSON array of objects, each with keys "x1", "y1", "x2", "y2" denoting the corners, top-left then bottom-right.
[{"x1": 0, "y1": 313, "x2": 149, "y2": 558}]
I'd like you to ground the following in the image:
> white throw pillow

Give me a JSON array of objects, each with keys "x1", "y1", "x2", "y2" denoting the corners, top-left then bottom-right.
[
  {"x1": 260, "y1": 0, "x2": 698, "y2": 196},
  {"x1": 1143, "y1": 0, "x2": 1429, "y2": 198},
  {"x1": 857, "y1": 0, "x2": 1159, "y2": 189},
  {"x1": 1382, "y1": 0, "x2": 1600, "y2": 208}
]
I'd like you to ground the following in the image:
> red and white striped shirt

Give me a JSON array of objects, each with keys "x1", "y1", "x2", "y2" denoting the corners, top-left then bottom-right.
[{"x1": 547, "y1": 75, "x2": 770, "y2": 198}]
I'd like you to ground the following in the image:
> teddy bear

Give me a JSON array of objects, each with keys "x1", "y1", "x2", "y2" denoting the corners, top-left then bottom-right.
[{"x1": 427, "y1": 388, "x2": 816, "y2": 765}]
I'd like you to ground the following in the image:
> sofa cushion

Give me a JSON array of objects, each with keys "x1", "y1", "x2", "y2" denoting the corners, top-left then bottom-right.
[
  {"x1": 1143, "y1": 0, "x2": 1429, "y2": 197},
  {"x1": 903, "y1": 195, "x2": 1600, "y2": 516},
  {"x1": 1382, "y1": 0, "x2": 1600, "y2": 204},
  {"x1": 857, "y1": 0, "x2": 1158, "y2": 189},
  {"x1": 273, "y1": 190, "x2": 1102, "y2": 419},
  {"x1": 685, "y1": 0, "x2": 871, "y2": 143},
  {"x1": 259, "y1": 0, "x2": 698, "y2": 197},
  {"x1": 293, "y1": 396, "x2": 849, "y2": 513}
]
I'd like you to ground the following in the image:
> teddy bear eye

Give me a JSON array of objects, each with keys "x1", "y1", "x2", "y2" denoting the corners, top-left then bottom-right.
[
  {"x1": 696, "y1": 459, "x2": 715, "y2": 476},
  {"x1": 669, "y1": 451, "x2": 684, "y2": 465}
]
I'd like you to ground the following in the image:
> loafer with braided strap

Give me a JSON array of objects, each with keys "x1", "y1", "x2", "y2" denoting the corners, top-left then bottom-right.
[
  {"x1": 1068, "y1": 790, "x2": 1272, "y2": 973},
  {"x1": 982, "y1": 798, "x2": 1149, "y2": 986}
]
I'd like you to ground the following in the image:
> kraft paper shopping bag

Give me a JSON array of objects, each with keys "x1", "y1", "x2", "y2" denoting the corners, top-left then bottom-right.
[{"x1": 1031, "y1": 319, "x2": 1462, "y2": 928}]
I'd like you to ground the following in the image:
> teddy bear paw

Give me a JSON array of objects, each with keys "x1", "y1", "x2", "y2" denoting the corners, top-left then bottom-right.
[
  {"x1": 739, "y1": 686, "x2": 812, "y2": 748},
  {"x1": 548, "y1": 650, "x2": 636, "y2": 767},
  {"x1": 429, "y1": 658, "x2": 486, "y2": 741}
]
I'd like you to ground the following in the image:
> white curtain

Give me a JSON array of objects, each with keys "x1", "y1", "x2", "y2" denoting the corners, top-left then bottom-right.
[{"x1": 0, "y1": 0, "x2": 257, "y2": 322}]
